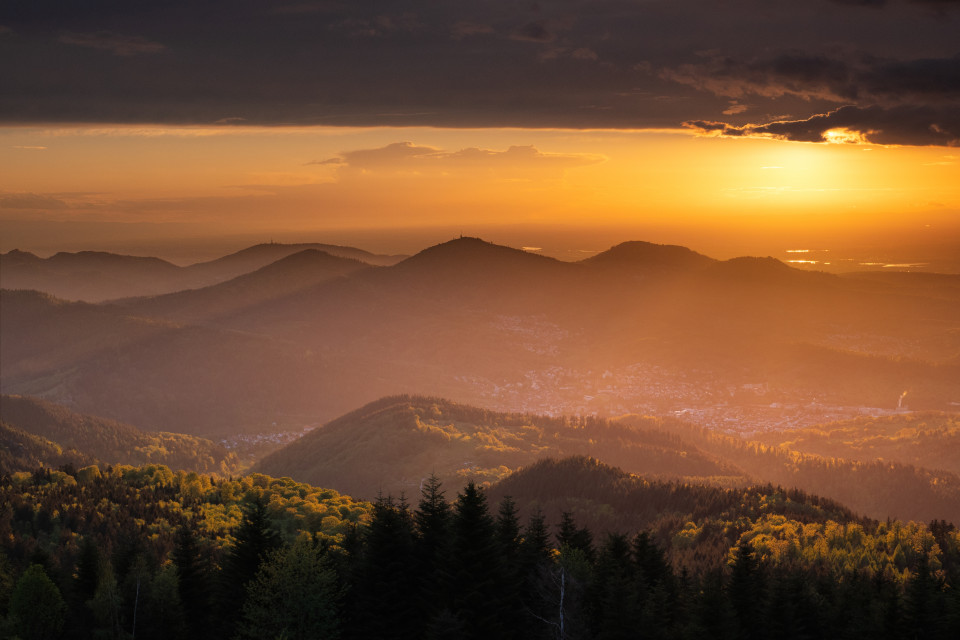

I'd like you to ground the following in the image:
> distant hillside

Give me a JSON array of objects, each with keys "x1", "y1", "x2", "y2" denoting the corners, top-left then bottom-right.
[
  {"x1": 619, "y1": 413, "x2": 960, "y2": 524},
  {"x1": 754, "y1": 411, "x2": 960, "y2": 475},
  {"x1": 256, "y1": 395, "x2": 960, "y2": 523},
  {"x1": 0, "y1": 242, "x2": 403, "y2": 302},
  {"x1": 182, "y1": 241, "x2": 403, "y2": 282},
  {"x1": 0, "y1": 249, "x2": 191, "y2": 301},
  {"x1": 583, "y1": 240, "x2": 716, "y2": 272},
  {"x1": 0, "y1": 290, "x2": 380, "y2": 436},
  {"x1": 116, "y1": 249, "x2": 373, "y2": 323},
  {"x1": 254, "y1": 395, "x2": 741, "y2": 500},
  {"x1": 0, "y1": 395, "x2": 241, "y2": 474},
  {"x1": 1, "y1": 421, "x2": 94, "y2": 471},
  {"x1": 5, "y1": 237, "x2": 959, "y2": 441}
]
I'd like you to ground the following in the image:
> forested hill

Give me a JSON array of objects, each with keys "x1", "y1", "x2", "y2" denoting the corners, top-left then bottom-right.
[
  {"x1": 253, "y1": 395, "x2": 743, "y2": 499},
  {"x1": 0, "y1": 395, "x2": 241, "y2": 474},
  {"x1": 486, "y1": 456, "x2": 862, "y2": 545},
  {"x1": 752, "y1": 411, "x2": 960, "y2": 474},
  {"x1": 256, "y1": 395, "x2": 960, "y2": 523},
  {"x1": 2, "y1": 462, "x2": 957, "y2": 639}
]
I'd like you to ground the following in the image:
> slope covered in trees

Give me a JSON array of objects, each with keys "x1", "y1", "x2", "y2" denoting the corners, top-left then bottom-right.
[
  {"x1": 258, "y1": 395, "x2": 960, "y2": 523},
  {"x1": 753, "y1": 411, "x2": 960, "y2": 474},
  {"x1": 623, "y1": 413, "x2": 960, "y2": 525},
  {"x1": 0, "y1": 464, "x2": 372, "y2": 639},
  {"x1": 254, "y1": 395, "x2": 742, "y2": 499},
  {"x1": 1, "y1": 421, "x2": 94, "y2": 472},
  {"x1": 1, "y1": 461, "x2": 957, "y2": 639},
  {"x1": 0, "y1": 395, "x2": 242, "y2": 474}
]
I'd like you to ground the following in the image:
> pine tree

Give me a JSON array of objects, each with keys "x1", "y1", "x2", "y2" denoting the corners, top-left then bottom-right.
[
  {"x1": 557, "y1": 512, "x2": 593, "y2": 561},
  {"x1": 495, "y1": 496, "x2": 528, "y2": 639},
  {"x1": 442, "y1": 482, "x2": 507, "y2": 640},
  {"x1": 415, "y1": 474, "x2": 451, "y2": 624},
  {"x1": 728, "y1": 541, "x2": 764, "y2": 640},
  {"x1": 349, "y1": 495, "x2": 420, "y2": 640},
  {"x1": 214, "y1": 495, "x2": 280, "y2": 640},
  {"x1": 591, "y1": 533, "x2": 640, "y2": 640},
  {"x1": 171, "y1": 523, "x2": 210, "y2": 637},
  {"x1": 519, "y1": 509, "x2": 554, "y2": 639},
  {"x1": 9, "y1": 564, "x2": 67, "y2": 640}
]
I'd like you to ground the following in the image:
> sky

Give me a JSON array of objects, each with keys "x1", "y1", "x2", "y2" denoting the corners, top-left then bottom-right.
[{"x1": 1, "y1": 1, "x2": 958, "y2": 265}]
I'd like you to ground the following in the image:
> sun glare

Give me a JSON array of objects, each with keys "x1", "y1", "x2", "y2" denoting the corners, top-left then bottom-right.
[{"x1": 822, "y1": 128, "x2": 870, "y2": 145}]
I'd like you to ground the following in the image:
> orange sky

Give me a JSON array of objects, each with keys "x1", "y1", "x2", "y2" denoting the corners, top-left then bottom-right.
[{"x1": 1, "y1": 125, "x2": 958, "y2": 263}]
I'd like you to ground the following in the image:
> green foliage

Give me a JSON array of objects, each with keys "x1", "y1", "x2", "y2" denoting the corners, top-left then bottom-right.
[
  {"x1": 237, "y1": 538, "x2": 341, "y2": 640},
  {"x1": 757, "y1": 411, "x2": 960, "y2": 475},
  {"x1": 1, "y1": 395, "x2": 242, "y2": 475},
  {"x1": 255, "y1": 395, "x2": 742, "y2": 500},
  {"x1": 258, "y1": 396, "x2": 960, "y2": 527},
  {"x1": 2, "y1": 463, "x2": 959, "y2": 638},
  {"x1": 8, "y1": 564, "x2": 66, "y2": 640}
]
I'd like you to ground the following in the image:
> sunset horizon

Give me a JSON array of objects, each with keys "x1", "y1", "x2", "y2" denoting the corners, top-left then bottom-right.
[{"x1": 2, "y1": 2, "x2": 958, "y2": 638}]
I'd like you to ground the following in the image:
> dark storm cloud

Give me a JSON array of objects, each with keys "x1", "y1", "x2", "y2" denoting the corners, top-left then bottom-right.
[
  {"x1": 662, "y1": 52, "x2": 960, "y2": 107},
  {"x1": 512, "y1": 21, "x2": 555, "y2": 43},
  {"x1": 685, "y1": 105, "x2": 960, "y2": 146},
  {"x1": 0, "y1": 0, "x2": 957, "y2": 145},
  {"x1": 829, "y1": 0, "x2": 960, "y2": 6}
]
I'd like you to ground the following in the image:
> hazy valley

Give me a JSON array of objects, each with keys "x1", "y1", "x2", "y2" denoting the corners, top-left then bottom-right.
[{"x1": 3, "y1": 237, "x2": 959, "y2": 638}]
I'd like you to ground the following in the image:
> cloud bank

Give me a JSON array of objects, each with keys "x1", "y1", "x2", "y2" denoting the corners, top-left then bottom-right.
[{"x1": 0, "y1": 0, "x2": 957, "y2": 145}]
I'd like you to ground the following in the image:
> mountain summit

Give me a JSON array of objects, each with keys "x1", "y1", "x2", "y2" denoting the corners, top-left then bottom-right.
[{"x1": 583, "y1": 240, "x2": 716, "y2": 271}]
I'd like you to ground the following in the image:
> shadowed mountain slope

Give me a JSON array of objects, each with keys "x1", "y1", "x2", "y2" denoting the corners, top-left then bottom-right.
[
  {"x1": 116, "y1": 249, "x2": 372, "y2": 323},
  {"x1": 3, "y1": 237, "x2": 958, "y2": 439},
  {"x1": 582, "y1": 240, "x2": 716, "y2": 273},
  {"x1": 0, "y1": 395, "x2": 241, "y2": 473},
  {"x1": 0, "y1": 242, "x2": 404, "y2": 302}
]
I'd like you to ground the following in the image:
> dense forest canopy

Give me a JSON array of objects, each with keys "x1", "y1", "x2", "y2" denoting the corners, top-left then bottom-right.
[{"x1": 1, "y1": 459, "x2": 958, "y2": 639}]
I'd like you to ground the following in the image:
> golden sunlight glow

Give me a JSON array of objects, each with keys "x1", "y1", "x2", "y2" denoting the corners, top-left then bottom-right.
[
  {"x1": 1, "y1": 125, "x2": 958, "y2": 256},
  {"x1": 822, "y1": 128, "x2": 871, "y2": 145}
]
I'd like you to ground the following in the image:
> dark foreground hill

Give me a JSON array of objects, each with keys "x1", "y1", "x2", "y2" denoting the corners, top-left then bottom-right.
[
  {"x1": 0, "y1": 395, "x2": 241, "y2": 474},
  {"x1": 257, "y1": 395, "x2": 960, "y2": 523}
]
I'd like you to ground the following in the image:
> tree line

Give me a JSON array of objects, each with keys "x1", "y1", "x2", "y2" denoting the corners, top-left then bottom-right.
[{"x1": 2, "y1": 462, "x2": 959, "y2": 639}]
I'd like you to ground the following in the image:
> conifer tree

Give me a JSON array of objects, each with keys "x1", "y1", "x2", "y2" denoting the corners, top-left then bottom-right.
[
  {"x1": 9, "y1": 564, "x2": 67, "y2": 640},
  {"x1": 67, "y1": 536, "x2": 100, "y2": 638},
  {"x1": 171, "y1": 523, "x2": 209, "y2": 637},
  {"x1": 557, "y1": 512, "x2": 593, "y2": 561},
  {"x1": 349, "y1": 495, "x2": 419, "y2": 640},
  {"x1": 215, "y1": 495, "x2": 279, "y2": 639},
  {"x1": 519, "y1": 509, "x2": 554, "y2": 638},
  {"x1": 442, "y1": 482, "x2": 507, "y2": 640},
  {"x1": 415, "y1": 474, "x2": 451, "y2": 624},
  {"x1": 728, "y1": 541, "x2": 764, "y2": 640},
  {"x1": 591, "y1": 534, "x2": 640, "y2": 640},
  {"x1": 495, "y1": 496, "x2": 529, "y2": 639}
]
